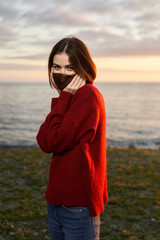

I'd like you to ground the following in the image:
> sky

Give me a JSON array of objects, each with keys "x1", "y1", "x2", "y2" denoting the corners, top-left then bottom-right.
[{"x1": 0, "y1": 0, "x2": 160, "y2": 83}]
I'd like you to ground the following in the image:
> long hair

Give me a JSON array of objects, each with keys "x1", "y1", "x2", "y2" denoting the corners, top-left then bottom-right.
[{"x1": 48, "y1": 36, "x2": 96, "y2": 88}]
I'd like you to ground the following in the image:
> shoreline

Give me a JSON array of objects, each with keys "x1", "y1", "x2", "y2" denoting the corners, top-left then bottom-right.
[{"x1": 0, "y1": 145, "x2": 159, "y2": 150}]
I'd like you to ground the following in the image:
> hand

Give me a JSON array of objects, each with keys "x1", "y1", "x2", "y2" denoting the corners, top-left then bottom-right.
[
  {"x1": 92, "y1": 215, "x2": 101, "y2": 239},
  {"x1": 63, "y1": 74, "x2": 86, "y2": 95}
]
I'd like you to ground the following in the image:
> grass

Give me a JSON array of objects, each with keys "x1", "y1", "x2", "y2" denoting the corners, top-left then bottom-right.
[{"x1": 0, "y1": 147, "x2": 160, "y2": 240}]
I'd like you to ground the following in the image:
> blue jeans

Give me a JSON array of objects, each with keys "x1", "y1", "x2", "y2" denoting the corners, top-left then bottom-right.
[{"x1": 47, "y1": 202, "x2": 99, "y2": 240}]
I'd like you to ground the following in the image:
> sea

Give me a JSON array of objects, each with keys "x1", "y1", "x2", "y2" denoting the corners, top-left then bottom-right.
[{"x1": 0, "y1": 81, "x2": 160, "y2": 149}]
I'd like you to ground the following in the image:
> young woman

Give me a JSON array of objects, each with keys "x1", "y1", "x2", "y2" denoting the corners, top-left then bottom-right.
[{"x1": 36, "y1": 36, "x2": 108, "y2": 240}]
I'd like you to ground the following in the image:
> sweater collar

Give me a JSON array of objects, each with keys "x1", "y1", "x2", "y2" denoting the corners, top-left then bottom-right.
[{"x1": 51, "y1": 82, "x2": 94, "y2": 108}]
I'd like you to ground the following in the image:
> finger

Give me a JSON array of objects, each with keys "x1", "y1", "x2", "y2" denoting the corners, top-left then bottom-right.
[
  {"x1": 72, "y1": 75, "x2": 85, "y2": 86},
  {"x1": 72, "y1": 74, "x2": 80, "y2": 83},
  {"x1": 80, "y1": 78, "x2": 86, "y2": 84},
  {"x1": 73, "y1": 76, "x2": 82, "y2": 87},
  {"x1": 72, "y1": 77, "x2": 86, "y2": 90},
  {"x1": 68, "y1": 74, "x2": 80, "y2": 87},
  {"x1": 76, "y1": 77, "x2": 86, "y2": 88},
  {"x1": 76, "y1": 78, "x2": 85, "y2": 88}
]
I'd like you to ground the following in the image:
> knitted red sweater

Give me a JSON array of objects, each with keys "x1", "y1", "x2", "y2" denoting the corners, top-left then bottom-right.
[{"x1": 36, "y1": 83, "x2": 108, "y2": 216}]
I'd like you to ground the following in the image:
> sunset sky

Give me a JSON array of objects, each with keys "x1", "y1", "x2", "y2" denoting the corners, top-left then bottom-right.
[{"x1": 0, "y1": 0, "x2": 160, "y2": 83}]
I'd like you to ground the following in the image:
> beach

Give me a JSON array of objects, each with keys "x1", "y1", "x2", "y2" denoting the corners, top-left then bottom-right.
[{"x1": 0, "y1": 147, "x2": 160, "y2": 240}]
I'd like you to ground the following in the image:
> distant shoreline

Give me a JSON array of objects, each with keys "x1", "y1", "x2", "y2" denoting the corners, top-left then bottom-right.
[{"x1": 0, "y1": 145, "x2": 159, "y2": 151}]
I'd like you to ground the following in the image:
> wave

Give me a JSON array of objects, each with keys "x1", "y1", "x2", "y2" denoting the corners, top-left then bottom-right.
[{"x1": 0, "y1": 138, "x2": 160, "y2": 149}]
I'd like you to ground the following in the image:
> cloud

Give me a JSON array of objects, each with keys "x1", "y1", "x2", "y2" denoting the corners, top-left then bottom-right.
[
  {"x1": 0, "y1": 62, "x2": 46, "y2": 70},
  {"x1": 21, "y1": 6, "x2": 94, "y2": 27},
  {"x1": 5, "y1": 53, "x2": 48, "y2": 60},
  {"x1": 1, "y1": 0, "x2": 93, "y2": 27},
  {"x1": 99, "y1": 68, "x2": 160, "y2": 74},
  {"x1": 0, "y1": 26, "x2": 16, "y2": 46},
  {"x1": 0, "y1": 2, "x2": 18, "y2": 21},
  {"x1": 0, "y1": 0, "x2": 160, "y2": 60},
  {"x1": 76, "y1": 28, "x2": 160, "y2": 57}
]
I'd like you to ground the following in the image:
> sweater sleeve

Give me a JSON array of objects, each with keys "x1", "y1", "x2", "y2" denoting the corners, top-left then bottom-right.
[
  {"x1": 36, "y1": 91, "x2": 73, "y2": 153},
  {"x1": 80, "y1": 140, "x2": 107, "y2": 216},
  {"x1": 36, "y1": 86, "x2": 100, "y2": 154},
  {"x1": 80, "y1": 98, "x2": 107, "y2": 216}
]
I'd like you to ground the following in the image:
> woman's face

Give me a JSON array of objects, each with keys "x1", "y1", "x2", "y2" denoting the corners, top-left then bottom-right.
[{"x1": 52, "y1": 52, "x2": 76, "y2": 75}]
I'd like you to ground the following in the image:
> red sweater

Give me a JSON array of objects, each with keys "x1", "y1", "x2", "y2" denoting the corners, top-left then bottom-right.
[{"x1": 36, "y1": 83, "x2": 108, "y2": 216}]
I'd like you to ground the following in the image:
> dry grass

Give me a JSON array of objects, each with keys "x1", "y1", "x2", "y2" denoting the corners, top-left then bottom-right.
[{"x1": 0, "y1": 147, "x2": 160, "y2": 240}]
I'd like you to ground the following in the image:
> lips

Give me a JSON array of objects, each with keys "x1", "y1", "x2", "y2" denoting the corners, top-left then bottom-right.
[{"x1": 52, "y1": 73, "x2": 76, "y2": 90}]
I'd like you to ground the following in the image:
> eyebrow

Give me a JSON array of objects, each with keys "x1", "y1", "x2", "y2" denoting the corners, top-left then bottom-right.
[{"x1": 53, "y1": 63, "x2": 73, "y2": 67}]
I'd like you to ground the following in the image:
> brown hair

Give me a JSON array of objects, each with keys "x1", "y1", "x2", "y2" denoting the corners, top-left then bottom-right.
[{"x1": 48, "y1": 36, "x2": 97, "y2": 88}]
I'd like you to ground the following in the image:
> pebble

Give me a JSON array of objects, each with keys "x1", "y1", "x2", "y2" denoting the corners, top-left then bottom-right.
[{"x1": 151, "y1": 218, "x2": 156, "y2": 222}]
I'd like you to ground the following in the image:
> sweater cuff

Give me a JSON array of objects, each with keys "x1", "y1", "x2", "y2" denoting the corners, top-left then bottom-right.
[{"x1": 52, "y1": 90, "x2": 73, "y2": 116}]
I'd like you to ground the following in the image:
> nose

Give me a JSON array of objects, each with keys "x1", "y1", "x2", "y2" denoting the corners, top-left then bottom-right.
[{"x1": 60, "y1": 68, "x2": 66, "y2": 74}]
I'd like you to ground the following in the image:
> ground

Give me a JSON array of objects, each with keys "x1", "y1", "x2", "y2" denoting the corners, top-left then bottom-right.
[{"x1": 0, "y1": 147, "x2": 160, "y2": 240}]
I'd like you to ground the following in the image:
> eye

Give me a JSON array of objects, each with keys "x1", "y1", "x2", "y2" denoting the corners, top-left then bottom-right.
[
  {"x1": 53, "y1": 65, "x2": 60, "y2": 70},
  {"x1": 67, "y1": 66, "x2": 74, "y2": 71}
]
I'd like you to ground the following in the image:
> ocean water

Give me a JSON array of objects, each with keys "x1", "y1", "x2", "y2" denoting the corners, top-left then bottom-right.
[{"x1": 0, "y1": 81, "x2": 160, "y2": 149}]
